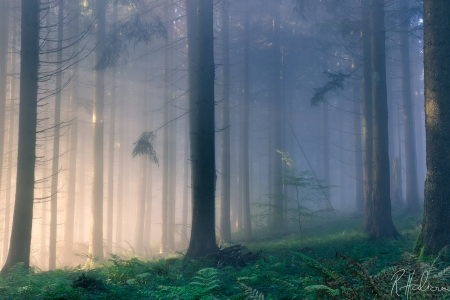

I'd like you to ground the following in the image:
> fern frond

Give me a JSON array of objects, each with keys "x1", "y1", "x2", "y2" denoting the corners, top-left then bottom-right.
[{"x1": 239, "y1": 283, "x2": 265, "y2": 300}]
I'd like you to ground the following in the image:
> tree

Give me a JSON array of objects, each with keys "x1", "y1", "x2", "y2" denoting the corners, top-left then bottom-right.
[
  {"x1": 399, "y1": 0, "x2": 420, "y2": 213},
  {"x1": 361, "y1": 0, "x2": 373, "y2": 233},
  {"x1": 414, "y1": 0, "x2": 450, "y2": 256},
  {"x1": 219, "y1": 0, "x2": 232, "y2": 244},
  {"x1": 185, "y1": 0, "x2": 218, "y2": 258},
  {"x1": 64, "y1": 0, "x2": 81, "y2": 265},
  {"x1": 241, "y1": 3, "x2": 252, "y2": 240},
  {"x1": 49, "y1": 0, "x2": 65, "y2": 270},
  {"x1": 369, "y1": 0, "x2": 398, "y2": 238},
  {"x1": 1, "y1": 0, "x2": 40, "y2": 273},
  {"x1": 89, "y1": 0, "x2": 107, "y2": 262}
]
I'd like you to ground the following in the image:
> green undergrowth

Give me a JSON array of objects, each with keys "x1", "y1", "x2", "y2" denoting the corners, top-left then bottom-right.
[{"x1": 2, "y1": 212, "x2": 450, "y2": 299}]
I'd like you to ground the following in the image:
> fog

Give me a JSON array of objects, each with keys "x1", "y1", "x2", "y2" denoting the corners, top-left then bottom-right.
[{"x1": 0, "y1": 0, "x2": 426, "y2": 270}]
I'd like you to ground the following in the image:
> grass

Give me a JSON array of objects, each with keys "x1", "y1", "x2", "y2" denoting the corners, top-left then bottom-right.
[{"x1": 2, "y1": 212, "x2": 449, "y2": 299}]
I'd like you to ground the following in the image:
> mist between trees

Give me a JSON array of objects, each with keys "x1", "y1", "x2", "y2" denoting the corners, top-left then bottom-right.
[{"x1": 0, "y1": 0, "x2": 447, "y2": 274}]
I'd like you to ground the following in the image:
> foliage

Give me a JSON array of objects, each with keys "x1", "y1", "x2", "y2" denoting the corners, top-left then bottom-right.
[
  {"x1": 95, "y1": 14, "x2": 166, "y2": 70},
  {"x1": 2, "y1": 213, "x2": 442, "y2": 299},
  {"x1": 311, "y1": 71, "x2": 350, "y2": 107},
  {"x1": 132, "y1": 131, "x2": 159, "y2": 165}
]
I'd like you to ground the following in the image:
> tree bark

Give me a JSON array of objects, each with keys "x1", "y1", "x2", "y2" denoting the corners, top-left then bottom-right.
[
  {"x1": 399, "y1": 0, "x2": 420, "y2": 213},
  {"x1": 1, "y1": 3, "x2": 14, "y2": 266},
  {"x1": 353, "y1": 78, "x2": 364, "y2": 213},
  {"x1": 414, "y1": 0, "x2": 450, "y2": 256},
  {"x1": 89, "y1": 0, "x2": 106, "y2": 262},
  {"x1": 241, "y1": 5, "x2": 252, "y2": 240},
  {"x1": 219, "y1": 0, "x2": 232, "y2": 243},
  {"x1": 1, "y1": 0, "x2": 39, "y2": 274},
  {"x1": 185, "y1": 0, "x2": 218, "y2": 258},
  {"x1": 369, "y1": 0, "x2": 398, "y2": 238},
  {"x1": 361, "y1": 0, "x2": 373, "y2": 233},
  {"x1": 64, "y1": 0, "x2": 80, "y2": 266}
]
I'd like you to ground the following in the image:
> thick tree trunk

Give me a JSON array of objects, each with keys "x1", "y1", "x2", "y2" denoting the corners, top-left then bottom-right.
[
  {"x1": 1, "y1": 0, "x2": 39, "y2": 274},
  {"x1": 89, "y1": 0, "x2": 106, "y2": 261},
  {"x1": 369, "y1": 0, "x2": 398, "y2": 238},
  {"x1": 185, "y1": 0, "x2": 218, "y2": 258},
  {"x1": 361, "y1": 0, "x2": 373, "y2": 232},
  {"x1": 399, "y1": 0, "x2": 420, "y2": 213},
  {"x1": 0, "y1": 2, "x2": 8, "y2": 237},
  {"x1": 219, "y1": 0, "x2": 232, "y2": 243},
  {"x1": 242, "y1": 6, "x2": 252, "y2": 240},
  {"x1": 2, "y1": 5, "x2": 14, "y2": 266},
  {"x1": 414, "y1": 0, "x2": 450, "y2": 256}
]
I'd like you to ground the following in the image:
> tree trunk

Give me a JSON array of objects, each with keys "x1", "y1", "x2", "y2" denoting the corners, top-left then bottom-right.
[
  {"x1": 160, "y1": 5, "x2": 170, "y2": 252},
  {"x1": 185, "y1": 0, "x2": 218, "y2": 258},
  {"x1": 135, "y1": 74, "x2": 148, "y2": 255},
  {"x1": 271, "y1": 3, "x2": 285, "y2": 228},
  {"x1": 353, "y1": 78, "x2": 364, "y2": 213},
  {"x1": 89, "y1": 0, "x2": 106, "y2": 262},
  {"x1": 399, "y1": 0, "x2": 420, "y2": 213},
  {"x1": 181, "y1": 113, "x2": 189, "y2": 243},
  {"x1": 2, "y1": 4, "x2": 14, "y2": 266},
  {"x1": 241, "y1": 5, "x2": 252, "y2": 240},
  {"x1": 64, "y1": 0, "x2": 79, "y2": 265},
  {"x1": 414, "y1": 0, "x2": 450, "y2": 256},
  {"x1": 1, "y1": 0, "x2": 39, "y2": 274},
  {"x1": 361, "y1": 0, "x2": 373, "y2": 232},
  {"x1": 49, "y1": 0, "x2": 64, "y2": 270},
  {"x1": 219, "y1": 0, "x2": 232, "y2": 244},
  {"x1": 322, "y1": 102, "x2": 332, "y2": 209},
  {"x1": 115, "y1": 84, "x2": 125, "y2": 254},
  {"x1": 369, "y1": 0, "x2": 398, "y2": 238},
  {"x1": 0, "y1": 2, "x2": 9, "y2": 239}
]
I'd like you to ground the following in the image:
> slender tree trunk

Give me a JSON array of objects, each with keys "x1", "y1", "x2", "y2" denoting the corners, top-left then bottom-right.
[
  {"x1": 399, "y1": 0, "x2": 420, "y2": 213},
  {"x1": 414, "y1": 0, "x2": 450, "y2": 256},
  {"x1": 370, "y1": 0, "x2": 398, "y2": 238},
  {"x1": 353, "y1": 78, "x2": 364, "y2": 213},
  {"x1": 106, "y1": 67, "x2": 116, "y2": 253},
  {"x1": 168, "y1": 94, "x2": 177, "y2": 250},
  {"x1": 219, "y1": 0, "x2": 231, "y2": 243},
  {"x1": 271, "y1": 3, "x2": 285, "y2": 228},
  {"x1": 322, "y1": 102, "x2": 332, "y2": 209},
  {"x1": 338, "y1": 109, "x2": 346, "y2": 209},
  {"x1": 185, "y1": 0, "x2": 218, "y2": 258},
  {"x1": 135, "y1": 76, "x2": 148, "y2": 255},
  {"x1": 49, "y1": 0, "x2": 65, "y2": 270},
  {"x1": 89, "y1": 0, "x2": 106, "y2": 262},
  {"x1": 115, "y1": 85, "x2": 125, "y2": 254},
  {"x1": 361, "y1": 0, "x2": 373, "y2": 232},
  {"x1": 241, "y1": 5, "x2": 252, "y2": 240},
  {"x1": 1, "y1": 0, "x2": 39, "y2": 274},
  {"x1": 181, "y1": 113, "x2": 189, "y2": 243},
  {"x1": 64, "y1": 0, "x2": 80, "y2": 266},
  {"x1": 160, "y1": 4, "x2": 170, "y2": 253},
  {"x1": 77, "y1": 120, "x2": 86, "y2": 244},
  {"x1": 143, "y1": 112, "x2": 153, "y2": 252}
]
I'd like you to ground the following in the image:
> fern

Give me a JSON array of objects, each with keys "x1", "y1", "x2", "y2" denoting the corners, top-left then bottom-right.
[
  {"x1": 190, "y1": 268, "x2": 220, "y2": 295},
  {"x1": 239, "y1": 283, "x2": 265, "y2": 300}
]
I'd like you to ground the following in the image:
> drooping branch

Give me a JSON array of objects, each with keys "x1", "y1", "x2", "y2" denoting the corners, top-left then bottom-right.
[{"x1": 132, "y1": 131, "x2": 159, "y2": 165}]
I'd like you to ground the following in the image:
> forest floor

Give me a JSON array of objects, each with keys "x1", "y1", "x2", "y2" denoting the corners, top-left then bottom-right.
[{"x1": 2, "y1": 211, "x2": 450, "y2": 299}]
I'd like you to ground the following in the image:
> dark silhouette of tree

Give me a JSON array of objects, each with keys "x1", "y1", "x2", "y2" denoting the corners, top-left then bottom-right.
[
  {"x1": 414, "y1": 0, "x2": 450, "y2": 256},
  {"x1": 369, "y1": 0, "x2": 398, "y2": 238},
  {"x1": 1, "y1": 0, "x2": 40, "y2": 274},
  {"x1": 185, "y1": 0, "x2": 218, "y2": 259}
]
